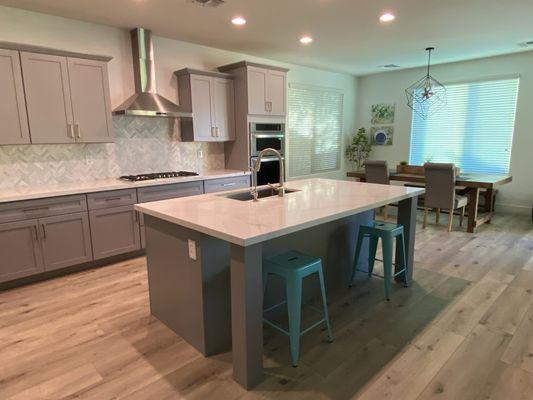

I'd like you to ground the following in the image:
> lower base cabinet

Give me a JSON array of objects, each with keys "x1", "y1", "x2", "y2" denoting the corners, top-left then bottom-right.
[
  {"x1": 39, "y1": 212, "x2": 93, "y2": 271},
  {"x1": 0, "y1": 219, "x2": 44, "y2": 282},
  {"x1": 89, "y1": 205, "x2": 141, "y2": 260}
]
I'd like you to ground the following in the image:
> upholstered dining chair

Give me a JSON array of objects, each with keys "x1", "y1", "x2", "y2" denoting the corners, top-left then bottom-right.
[
  {"x1": 423, "y1": 163, "x2": 468, "y2": 232},
  {"x1": 364, "y1": 160, "x2": 390, "y2": 219}
]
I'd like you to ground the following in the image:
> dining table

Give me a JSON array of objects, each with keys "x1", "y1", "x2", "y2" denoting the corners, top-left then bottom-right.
[{"x1": 346, "y1": 170, "x2": 512, "y2": 233}]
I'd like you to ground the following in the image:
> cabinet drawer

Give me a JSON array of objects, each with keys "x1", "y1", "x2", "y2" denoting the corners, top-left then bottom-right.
[
  {"x1": 0, "y1": 195, "x2": 88, "y2": 224},
  {"x1": 204, "y1": 176, "x2": 250, "y2": 194},
  {"x1": 87, "y1": 189, "x2": 137, "y2": 210},
  {"x1": 137, "y1": 181, "x2": 204, "y2": 203}
]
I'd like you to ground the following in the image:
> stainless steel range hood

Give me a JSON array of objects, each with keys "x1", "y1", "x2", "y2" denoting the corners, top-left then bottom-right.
[{"x1": 113, "y1": 28, "x2": 192, "y2": 118}]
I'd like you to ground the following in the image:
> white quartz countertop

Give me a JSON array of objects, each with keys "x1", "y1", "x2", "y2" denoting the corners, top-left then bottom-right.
[
  {"x1": 0, "y1": 169, "x2": 250, "y2": 203},
  {"x1": 135, "y1": 178, "x2": 425, "y2": 246}
]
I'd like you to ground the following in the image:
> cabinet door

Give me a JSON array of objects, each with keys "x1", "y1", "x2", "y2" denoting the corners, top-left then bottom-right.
[
  {"x1": 0, "y1": 49, "x2": 30, "y2": 145},
  {"x1": 190, "y1": 75, "x2": 215, "y2": 141},
  {"x1": 20, "y1": 52, "x2": 74, "y2": 144},
  {"x1": 89, "y1": 206, "x2": 141, "y2": 260},
  {"x1": 68, "y1": 57, "x2": 113, "y2": 143},
  {"x1": 213, "y1": 78, "x2": 235, "y2": 141},
  {"x1": 247, "y1": 66, "x2": 268, "y2": 115},
  {"x1": 0, "y1": 219, "x2": 44, "y2": 283},
  {"x1": 39, "y1": 212, "x2": 92, "y2": 271},
  {"x1": 266, "y1": 70, "x2": 286, "y2": 116}
]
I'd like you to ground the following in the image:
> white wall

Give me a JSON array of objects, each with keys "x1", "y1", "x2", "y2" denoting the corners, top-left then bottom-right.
[
  {"x1": 0, "y1": 6, "x2": 358, "y2": 181},
  {"x1": 357, "y1": 51, "x2": 533, "y2": 214}
]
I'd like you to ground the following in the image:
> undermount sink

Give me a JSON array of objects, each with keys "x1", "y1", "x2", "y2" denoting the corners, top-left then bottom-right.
[{"x1": 222, "y1": 187, "x2": 300, "y2": 201}]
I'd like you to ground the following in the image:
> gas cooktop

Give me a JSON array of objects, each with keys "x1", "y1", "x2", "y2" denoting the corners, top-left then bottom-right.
[{"x1": 119, "y1": 171, "x2": 199, "y2": 182}]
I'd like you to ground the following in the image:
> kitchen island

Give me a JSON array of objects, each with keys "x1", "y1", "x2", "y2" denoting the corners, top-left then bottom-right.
[{"x1": 135, "y1": 178, "x2": 424, "y2": 389}]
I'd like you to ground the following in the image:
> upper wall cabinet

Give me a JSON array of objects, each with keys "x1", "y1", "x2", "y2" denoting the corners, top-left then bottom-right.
[
  {"x1": 67, "y1": 57, "x2": 113, "y2": 143},
  {"x1": 218, "y1": 61, "x2": 288, "y2": 117},
  {"x1": 0, "y1": 49, "x2": 30, "y2": 145},
  {"x1": 21, "y1": 52, "x2": 113, "y2": 144},
  {"x1": 176, "y1": 68, "x2": 235, "y2": 142}
]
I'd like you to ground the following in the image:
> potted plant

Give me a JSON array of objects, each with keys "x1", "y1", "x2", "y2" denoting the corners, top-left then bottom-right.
[{"x1": 345, "y1": 128, "x2": 372, "y2": 170}]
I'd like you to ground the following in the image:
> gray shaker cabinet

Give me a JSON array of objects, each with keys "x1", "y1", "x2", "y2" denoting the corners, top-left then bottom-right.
[
  {"x1": 20, "y1": 51, "x2": 75, "y2": 144},
  {"x1": 0, "y1": 49, "x2": 30, "y2": 145},
  {"x1": 89, "y1": 206, "x2": 141, "y2": 260},
  {"x1": 213, "y1": 78, "x2": 235, "y2": 141},
  {"x1": 39, "y1": 212, "x2": 93, "y2": 271},
  {"x1": 176, "y1": 69, "x2": 235, "y2": 142},
  {"x1": 0, "y1": 219, "x2": 44, "y2": 283},
  {"x1": 67, "y1": 57, "x2": 113, "y2": 143},
  {"x1": 247, "y1": 66, "x2": 286, "y2": 116}
]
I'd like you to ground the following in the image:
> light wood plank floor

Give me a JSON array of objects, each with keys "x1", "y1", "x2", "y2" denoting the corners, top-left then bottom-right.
[{"x1": 1, "y1": 213, "x2": 533, "y2": 399}]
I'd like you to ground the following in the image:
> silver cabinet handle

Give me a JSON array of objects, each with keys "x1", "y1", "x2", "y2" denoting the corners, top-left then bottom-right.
[
  {"x1": 211, "y1": 127, "x2": 215, "y2": 137},
  {"x1": 216, "y1": 127, "x2": 220, "y2": 137},
  {"x1": 134, "y1": 210, "x2": 139, "y2": 222},
  {"x1": 74, "y1": 124, "x2": 81, "y2": 140},
  {"x1": 41, "y1": 224, "x2": 46, "y2": 239},
  {"x1": 104, "y1": 197, "x2": 123, "y2": 202},
  {"x1": 67, "y1": 124, "x2": 75, "y2": 139},
  {"x1": 33, "y1": 225, "x2": 39, "y2": 241},
  {"x1": 222, "y1": 182, "x2": 236, "y2": 187}
]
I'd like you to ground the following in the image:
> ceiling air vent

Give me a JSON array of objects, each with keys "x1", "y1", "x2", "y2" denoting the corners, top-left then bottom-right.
[
  {"x1": 518, "y1": 40, "x2": 533, "y2": 48},
  {"x1": 191, "y1": 0, "x2": 225, "y2": 6}
]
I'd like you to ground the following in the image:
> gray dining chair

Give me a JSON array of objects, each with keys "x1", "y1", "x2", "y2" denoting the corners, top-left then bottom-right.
[
  {"x1": 423, "y1": 163, "x2": 468, "y2": 232},
  {"x1": 365, "y1": 160, "x2": 390, "y2": 219}
]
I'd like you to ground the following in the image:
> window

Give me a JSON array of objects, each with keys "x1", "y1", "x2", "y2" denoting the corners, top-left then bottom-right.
[
  {"x1": 409, "y1": 77, "x2": 519, "y2": 174},
  {"x1": 287, "y1": 83, "x2": 343, "y2": 177}
]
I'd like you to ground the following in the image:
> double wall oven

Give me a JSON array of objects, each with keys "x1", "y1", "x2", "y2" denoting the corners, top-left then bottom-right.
[{"x1": 250, "y1": 122, "x2": 285, "y2": 186}]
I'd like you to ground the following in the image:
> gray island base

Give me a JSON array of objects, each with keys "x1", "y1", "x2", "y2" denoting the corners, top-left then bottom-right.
[{"x1": 136, "y1": 178, "x2": 423, "y2": 389}]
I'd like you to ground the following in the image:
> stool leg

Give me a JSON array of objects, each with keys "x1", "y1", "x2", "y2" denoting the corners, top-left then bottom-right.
[
  {"x1": 286, "y1": 276, "x2": 302, "y2": 367},
  {"x1": 317, "y1": 268, "x2": 333, "y2": 343},
  {"x1": 350, "y1": 232, "x2": 365, "y2": 286},
  {"x1": 382, "y1": 236, "x2": 393, "y2": 301},
  {"x1": 368, "y1": 237, "x2": 379, "y2": 277},
  {"x1": 396, "y1": 232, "x2": 408, "y2": 287}
]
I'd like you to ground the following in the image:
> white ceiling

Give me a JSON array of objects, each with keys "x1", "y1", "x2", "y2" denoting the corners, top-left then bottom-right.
[{"x1": 1, "y1": 0, "x2": 532, "y2": 75}]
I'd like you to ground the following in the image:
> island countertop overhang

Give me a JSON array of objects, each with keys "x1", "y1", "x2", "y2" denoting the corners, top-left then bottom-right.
[{"x1": 135, "y1": 178, "x2": 425, "y2": 247}]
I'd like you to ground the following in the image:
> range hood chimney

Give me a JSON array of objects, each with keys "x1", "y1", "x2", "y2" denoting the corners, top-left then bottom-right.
[{"x1": 113, "y1": 28, "x2": 192, "y2": 118}]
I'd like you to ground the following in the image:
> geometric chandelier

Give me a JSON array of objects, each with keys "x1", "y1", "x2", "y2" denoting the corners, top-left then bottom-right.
[{"x1": 405, "y1": 47, "x2": 447, "y2": 119}]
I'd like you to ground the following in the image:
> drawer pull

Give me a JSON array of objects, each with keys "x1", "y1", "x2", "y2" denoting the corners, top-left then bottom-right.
[
  {"x1": 33, "y1": 225, "x2": 38, "y2": 241},
  {"x1": 222, "y1": 182, "x2": 236, "y2": 187},
  {"x1": 104, "y1": 197, "x2": 123, "y2": 202},
  {"x1": 41, "y1": 224, "x2": 46, "y2": 239},
  {"x1": 24, "y1": 206, "x2": 49, "y2": 213}
]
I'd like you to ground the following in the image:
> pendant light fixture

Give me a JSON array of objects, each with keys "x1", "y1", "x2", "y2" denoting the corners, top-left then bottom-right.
[{"x1": 405, "y1": 47, "x2": 447, "y2": 119}]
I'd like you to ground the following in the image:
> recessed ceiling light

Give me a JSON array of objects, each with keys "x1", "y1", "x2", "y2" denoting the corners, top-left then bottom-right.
[
  {"x1": 379, "y1": 13, "x2": 396, "y2": 22},
  {"x1": 231, "y1": 16, "x2": 246, "y2": 26},
  {"x1": 300, "y1": 36, "x2": 313, "y2": 45}
]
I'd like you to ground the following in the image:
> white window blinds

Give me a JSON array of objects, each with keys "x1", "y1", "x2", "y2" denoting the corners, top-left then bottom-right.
[
  {"x1": 409, "y1": 77, "x2": 519, "y2": 174},
  {"x1": 288, "y1": 84, "x2": 343, "y2": 177}
]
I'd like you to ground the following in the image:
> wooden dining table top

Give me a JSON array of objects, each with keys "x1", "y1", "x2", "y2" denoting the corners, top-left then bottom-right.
[{"x1": 346, "y1": 170, "x2": 512, "y2": 189}]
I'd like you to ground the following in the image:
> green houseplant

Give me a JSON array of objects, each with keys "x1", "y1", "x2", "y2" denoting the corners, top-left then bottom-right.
[{"x1": 345, "y1": 128, "x2": 372, "y2": 170}]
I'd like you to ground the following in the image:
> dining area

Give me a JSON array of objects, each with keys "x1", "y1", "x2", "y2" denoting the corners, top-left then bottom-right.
[{"x1": 347, "y1": 162, "x2": 513, "y2": 233}]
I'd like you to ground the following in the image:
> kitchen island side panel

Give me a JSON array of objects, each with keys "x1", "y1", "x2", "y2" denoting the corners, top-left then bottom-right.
[{"x1": 144, "y1": 210, "x2": 373, "y2": 356}]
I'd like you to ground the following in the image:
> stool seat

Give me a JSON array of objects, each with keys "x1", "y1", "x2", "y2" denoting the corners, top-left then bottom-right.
[
  {"x1": 351, "y1": 221, "x2": 407, "y2": 300},
  {"x1": 362, "y1": 221, "x2": 404, "y2": 236},
  {"x1": 263, "y1": 250, "x2": 333, "y2": 367},
  {"x1": 265, "y1": 250, "x2": 322, "y2": 276}
]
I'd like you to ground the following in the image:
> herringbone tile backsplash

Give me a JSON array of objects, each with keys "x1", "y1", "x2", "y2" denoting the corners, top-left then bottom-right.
[{"x1": 0, "y1": 116, "x2": 225, "y2": 188}]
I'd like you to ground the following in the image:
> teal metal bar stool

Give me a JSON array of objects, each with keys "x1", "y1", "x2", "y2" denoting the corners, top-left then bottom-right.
[
  {"x1": 263, "y1": 250, "x2": 334, "y2": 367},
  {"x1": 350, "y1": 221, "x2": 407, "y2": 300}
]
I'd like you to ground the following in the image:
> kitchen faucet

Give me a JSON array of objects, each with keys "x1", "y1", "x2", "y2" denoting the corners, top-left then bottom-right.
[{"x1": 250, "y1": 148, "x2": 285, "y2": 202}]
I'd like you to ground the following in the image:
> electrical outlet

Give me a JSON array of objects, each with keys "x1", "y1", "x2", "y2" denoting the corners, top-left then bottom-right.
[
  {"x1": 197, "y1": 150, "x2": 203, "y2": 159},
  {"x1": 188, "y1": 239, "x2": 197, "y2": 260}
]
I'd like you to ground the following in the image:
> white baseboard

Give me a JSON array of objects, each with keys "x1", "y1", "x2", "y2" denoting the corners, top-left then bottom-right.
[{"x1": 495, "y1": 202, "x2": 532, "y2": 215}]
